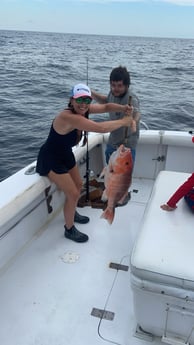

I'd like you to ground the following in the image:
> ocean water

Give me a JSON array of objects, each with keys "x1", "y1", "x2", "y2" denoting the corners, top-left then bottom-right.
[{"x1": 0, "y1": 30, "x2": 194, "y2": 181}]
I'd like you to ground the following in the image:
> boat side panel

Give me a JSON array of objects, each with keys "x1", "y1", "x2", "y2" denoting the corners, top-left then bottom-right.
[
  {"x1": 0, "y1": 188, "x2": 64, "y2": 271},
  {"x1": 0, "y1": 133, "x2": 104, "y2": 270},
  {"x1": 165, "y1": 146, "x2": 194, "y2": 173},
  {"x1": 134, "y1": 130, "x2": 194, "y2": 179}
]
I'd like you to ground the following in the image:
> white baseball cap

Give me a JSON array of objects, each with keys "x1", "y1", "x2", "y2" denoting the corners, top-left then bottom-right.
[{"x1": 71, "y1": 83, "x2": 92, "y2": 99}]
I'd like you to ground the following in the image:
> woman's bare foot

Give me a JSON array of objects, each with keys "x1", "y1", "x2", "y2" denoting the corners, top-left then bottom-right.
[{"x1": 160, "y1": 204, "x2": 177, "y2": 211}]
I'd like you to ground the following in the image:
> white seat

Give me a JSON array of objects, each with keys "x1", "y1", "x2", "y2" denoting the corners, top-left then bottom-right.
[{"x1": 131, "y1": 170, "x2": 194, "y2": 290}]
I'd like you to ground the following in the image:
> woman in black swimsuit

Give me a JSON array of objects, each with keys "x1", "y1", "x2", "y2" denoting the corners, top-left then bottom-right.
[{"x1": 36, "y1": 83, "x2": 133, "y2": 243}]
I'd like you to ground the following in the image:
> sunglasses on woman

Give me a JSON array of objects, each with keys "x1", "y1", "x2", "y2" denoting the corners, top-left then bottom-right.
[{"x1": 75, "y1": 97, "x2": 92, "y2": 105}]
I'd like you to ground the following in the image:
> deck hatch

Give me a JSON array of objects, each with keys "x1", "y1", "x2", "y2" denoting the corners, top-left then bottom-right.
[
  {"x1": 91, "y1": 308, "x2": 115, "y2": 321},
  {"x1": 109, "y1": 262, "x2": 129, "y2": 271}
]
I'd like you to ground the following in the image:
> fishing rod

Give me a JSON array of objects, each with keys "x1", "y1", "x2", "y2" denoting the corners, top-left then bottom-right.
[
  {"x1": 78, "y1": 57, "x2": 104, "y2": 208},
  {"x1": 124, "y1": 95, "x2": 132, "y2": 145},
  {"x1": 85, "y1": 57, "x2": 90, "y2": 202}
]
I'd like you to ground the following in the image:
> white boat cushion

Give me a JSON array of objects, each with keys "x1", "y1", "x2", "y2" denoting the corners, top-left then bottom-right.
[{"x1": 131, "y1": 170, "x2": 194, "y2": 290}]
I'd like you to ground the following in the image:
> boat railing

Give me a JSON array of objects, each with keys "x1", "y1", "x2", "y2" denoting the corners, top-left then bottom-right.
[{"x1": 140, "y1": 120, "x2": 149, "y2": 130}]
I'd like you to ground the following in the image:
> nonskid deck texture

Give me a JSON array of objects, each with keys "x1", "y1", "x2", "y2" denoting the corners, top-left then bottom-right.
[{"x1": 0, "y1": 178, "x2": 163, "y2": 345}]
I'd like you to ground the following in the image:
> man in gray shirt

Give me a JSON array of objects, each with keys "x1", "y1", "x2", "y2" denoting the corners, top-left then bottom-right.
[{"x1": 92, "y1": 66, "x2": 140, "y2": 165}]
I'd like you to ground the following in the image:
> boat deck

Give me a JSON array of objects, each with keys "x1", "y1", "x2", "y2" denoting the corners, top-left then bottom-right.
[{"x1": 0, "y1": 177, "x2": 164, "y2": 345}]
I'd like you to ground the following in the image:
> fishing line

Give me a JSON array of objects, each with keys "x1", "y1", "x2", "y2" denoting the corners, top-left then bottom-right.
[{"x1": 97, "y1": 254, "x2": 131, "y2": 345}]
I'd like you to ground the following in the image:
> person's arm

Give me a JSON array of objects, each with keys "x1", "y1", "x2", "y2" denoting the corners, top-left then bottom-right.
[
  {"x1": 167, "y1": 176, "x2": 194, "y2": 207},
  {"x1": 130, "y1": 110, "x2": 141, "y2": 132},
  {"x1": 62, "y1": 112, "x2": 133, "y2": 134},
  {"x1": 91, "y1": 90, "x2": 107, "y2": 104},
  {"x1": 130, "y1": 93, "x2": 141, "y2": 131},
  {"x1": 89, "y1": 102, "x2": 132, "y2": 115},
  {"x1": 133, "y1": 110, "x2": 140, "y2": 122},
  {"x1": 160, "y1": 173, "x2": 194, "y2": 211}
]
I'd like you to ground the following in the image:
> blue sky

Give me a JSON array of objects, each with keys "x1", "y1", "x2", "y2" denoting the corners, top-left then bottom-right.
[{"x1": 0, "y1": 0, "x2": 194, "y2": 39}]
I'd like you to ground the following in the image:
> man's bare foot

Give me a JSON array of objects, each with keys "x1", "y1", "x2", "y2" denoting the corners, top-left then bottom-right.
[{"x1": 160, "y1": 204, "x2": 177, "y2": 211}]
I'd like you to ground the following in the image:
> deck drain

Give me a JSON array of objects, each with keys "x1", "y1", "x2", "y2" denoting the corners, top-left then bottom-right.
[
  {"x1": 91, "y1": 308, "x2": 115, "y2": 321},
  {"x1": 60, "y1": 251, "x2": 80, "y2": 263},
  {"x1": 109, "y1": 262, "x2": 129, "y2": 271}
]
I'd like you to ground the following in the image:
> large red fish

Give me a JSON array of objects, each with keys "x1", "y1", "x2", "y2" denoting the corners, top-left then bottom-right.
[{"x1": 101, "y1": 144, "x2": 133, "y2": 224}]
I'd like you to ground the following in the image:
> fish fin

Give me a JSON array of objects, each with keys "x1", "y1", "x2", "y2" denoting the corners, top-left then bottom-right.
[
  {"x1": 118, "y1": 191, "x2": 129, "y2": 204},
  {"x1": 99, "y1": 167, "x2": 107, "y2": 179},
  {"x1": 101, "y1": 189, "x2": 108, "y2": 202},
  {"x1": 101, "y1": 207, "x2": 115, "y2": 225}
]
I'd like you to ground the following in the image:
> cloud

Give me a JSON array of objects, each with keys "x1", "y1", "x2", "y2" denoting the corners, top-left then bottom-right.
[
  {"x1": 153, "y1": 0, "x2": 194, "y2": 5},
  {"x1": 5, "y1": 0, "x2": 194, "y2": 6},
  {"x1": 62, "y1": 0, "x2": 194, "y2": 5}
]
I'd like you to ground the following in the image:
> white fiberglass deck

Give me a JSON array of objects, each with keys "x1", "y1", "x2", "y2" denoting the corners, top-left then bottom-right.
[{"x1": 0, "y1": 177, "x2": 163, "y2": 345}]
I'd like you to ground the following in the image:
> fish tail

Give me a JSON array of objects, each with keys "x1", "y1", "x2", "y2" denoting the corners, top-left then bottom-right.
[{"x1": 101, "y1": 207, "x2": 115, "y2": 225}]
